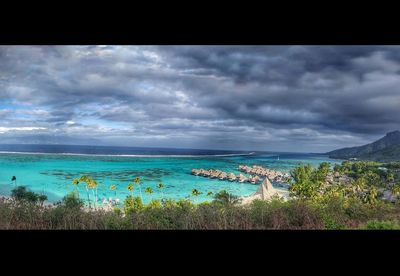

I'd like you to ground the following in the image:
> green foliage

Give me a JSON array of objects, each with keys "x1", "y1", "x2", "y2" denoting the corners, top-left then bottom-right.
[
  {"x1": 162, "y1": 199, "x2": 178, "y2": 209},
  {"x1": 291, "y1": 164, "x2": 314, "y2": 184},
  {"x1": 288, "y1": 160, "x2": 398, "y2": 205},
  {"x1": 157, "y1": 183, "x2": 164, "y2": 190},
  {"x1": 124, "y1": 195, "x2": 144, "y2": 214},
  {"x1": 1, "y1": 192, "x2": 400, "y2": 229},
  {"x1": 289, "y1": 165, "x2": 322, "y2": 200},
  {"x1": 113, "y1": 207, "x2": 122, "y2": 215},
  {"x1": 176, "y1": 199, "x2": 194, "y2": 210},
  {"x1": 147, "y1": 199, "x2": 162, "y2": 209},
  {"x1": 314, "y1": 162, "x2": 330, "y2": 182},
  {"x1": 391, "y1": 183, "x2": 400, "y2": 199},
  {"x1": 335, "y1": 161, "x2": 384, "y2": 184},
  {"x1": 387, "y1": 172, "x2": 395, "y2": 183},
  {"x1": 320, "y1": 211, "x2": 345, "y2": 229},
  {"x1": 317, "y1": 196, "x2": 348, "y2": 229},
  {"x1": 361, "y1": 220, "x2": 400, "y2": 230},
  {"x1": 75, "y1": 175, "x2": 100, "y2": 209},
  {"x1": 191, "y1": 188, "x2": 201, "y2": 197},
  {"x1": 38, "y1": 194, "x2": 48, "y2": 203},
  {"x1": 198, "y1": 201, "x2": 210, "y2": 207},
  {"x1": 361, "y1": 186, "x2": 378, "y2": 205},
  {"x1": 213, "y1": 190, "x2": 241, "y2": 206},
  {"x1": 127, "y1": 183, "x2": 134, "y2": 192},
  {"x1": 11, "y1": 186, "x2": 47, "y2": 204},
  {"x1": 385, "y1": 161, "x2": 400, "y2": 169},
  {"x1": 62, "y1": 192, "x2": 84, "y2": 209}
]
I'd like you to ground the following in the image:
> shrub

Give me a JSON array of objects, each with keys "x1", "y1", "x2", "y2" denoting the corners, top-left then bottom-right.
[
  {"x1": 147, "y1": 199, "x2": 162, "y2": 209},
  {"x1": 162, "y1": 199, "x2": 177, "y2": 209},
  {"x1": 124, "y1": 196, "x2": 144, "y2": 214},
  {"x1": 62, "y1": 192, "x2": 84, "y2": 209},
  {"x1": 104, "y1": 214, "x2": 126, "y2": 229},
  {"x1": 213, "y1": 190, "x2": 241, "y2": 206},
  {"x1": 176, "y1": 199, "x2": 194, "y2": 210},
  {"x1": 38, "y1": 194, "x2": 48, "y2": 205},
  {"x1": 11, "y1": 186, "x2": 46, "y2": 204},
  {"x1": 361, "y1": 220, "x2": 400, "y2": 230},
  {"x1": 113, "y1": 207, "x2": 122, "y2": 215},
  {"x1": 283, "y1": 200, "x2": 324, "y2": 229}
]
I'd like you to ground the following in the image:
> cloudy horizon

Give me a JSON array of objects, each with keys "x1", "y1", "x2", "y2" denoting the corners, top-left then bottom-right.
[{"x1": 1, "y1": 45, "x2": 399, "y2": 153}]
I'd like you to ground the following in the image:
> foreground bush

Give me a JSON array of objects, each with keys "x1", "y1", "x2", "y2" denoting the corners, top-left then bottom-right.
[
  {"x1": 2, "y1": 195, "x2": 400, "y2": 229},
  {"x1": 360, "y1": 220, "x2": 400, "y2": 230},
  {"x1": 60, "y1": 192, "x2": 84, "y2": 209},
  {"x1": 11, "y1": 186, "x2": 47, "y2": 205}
]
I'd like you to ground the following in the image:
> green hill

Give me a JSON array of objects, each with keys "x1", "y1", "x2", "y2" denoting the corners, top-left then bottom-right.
[{"x1": 327, "y1": 130, "x2": 400, "y2": 162}]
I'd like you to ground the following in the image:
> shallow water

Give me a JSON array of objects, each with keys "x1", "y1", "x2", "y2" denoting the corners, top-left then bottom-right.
[{"x1": 0, "y1": 152, "x2": 340, "y2": 204}]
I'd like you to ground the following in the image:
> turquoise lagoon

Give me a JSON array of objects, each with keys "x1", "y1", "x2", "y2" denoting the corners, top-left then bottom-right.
[{"x1": 0, "y1": 150, "x2": 340, "y2": 204}]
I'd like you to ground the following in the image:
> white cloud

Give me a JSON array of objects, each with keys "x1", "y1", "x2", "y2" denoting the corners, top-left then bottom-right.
[{"x1": 0, "y1": 127, "x2": 46, "y2": 133}]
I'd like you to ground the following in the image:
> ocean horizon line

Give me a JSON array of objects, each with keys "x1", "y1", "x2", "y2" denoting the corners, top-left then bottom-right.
[
  {"x1": 0, "y1": 150, "x2": 258, "y2": 158},
  {"x1": 0, "y1": 143, "x2": 324, "y2": 155}
]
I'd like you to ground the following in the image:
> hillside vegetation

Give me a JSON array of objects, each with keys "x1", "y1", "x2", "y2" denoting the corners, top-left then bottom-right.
[{"x1": 327, "y1": 131, "x2": 400, "y2": 162}]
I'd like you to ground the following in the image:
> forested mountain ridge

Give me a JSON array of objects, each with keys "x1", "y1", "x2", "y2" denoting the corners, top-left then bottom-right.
[{"x1": 327, "y1": 131, "x2": 400, "y2": 161}]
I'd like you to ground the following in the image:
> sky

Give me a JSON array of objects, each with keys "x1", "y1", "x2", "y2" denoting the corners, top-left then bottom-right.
[{"x1": 0, "y1": 45, "x2": 399, "y2": 153}]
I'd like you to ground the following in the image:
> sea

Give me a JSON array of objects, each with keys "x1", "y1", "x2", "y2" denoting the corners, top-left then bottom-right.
[{"x1": 0, "y1": 144, "x2": 341, "y2": 204}]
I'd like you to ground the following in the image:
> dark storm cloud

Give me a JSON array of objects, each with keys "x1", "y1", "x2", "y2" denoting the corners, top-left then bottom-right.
[
  {"x1": 1, "y1": 45, "x2": 400, "y2": 152},
  {"x1": 157, "y1": 46, "x2": 400, "y2": 135}
]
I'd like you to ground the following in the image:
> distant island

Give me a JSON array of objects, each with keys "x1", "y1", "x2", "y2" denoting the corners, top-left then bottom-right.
[{"x1": 327, "y1": 130, "x2": 400, "y2": 162}]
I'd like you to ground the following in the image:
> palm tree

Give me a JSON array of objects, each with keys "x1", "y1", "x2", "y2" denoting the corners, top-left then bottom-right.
[
  {"x1": 134, "y1": 177, "x2": 143, "y2": 201},
  {"x1": 72, "y1": 179, "x2": 80, "y2": 198},
  {"x1": 391, "y1": 183, "x2": 400, "y2": 201},
  {"x1": 213, "y1": 190, "x2": 240, "y2": 206},
  {"x1": 38, "y1": 194, "x2": 48, "y2": 207},
  {"x1": 192, "y1": 189, "x2": 201, "y2": 197},
  {"x1": 207, "y1": 191, "x2": 213, "y2": 197},
  {"x1": 191, "y1": 188, "x2": 202, "y2": 203},
  {"x1": 364, "y1": 186, "x2": 378, "y2": 205},
  {"x1": 386, "y1": 173, "x2": 394, "y2": 182},
  {"x1": 11, "y1": 176, "x2": 16, "y2": 187},
  {"x1": 352, "y1": 178, "x2": 366, "y2": 197},
  {"x1": 145, "y1": 187, "x2": 153, "y2": 201},
  {"x1": 87, "y1": 178, "x2": 98, "y2": 209},
  {"x1": 110, "y1": 184, "x2": 117, "y2": 198},
  {"x1": 157, "y1": 182, "x2": 165, "y2": 199},
  {"x1": 79, "y1": 175, "x2": 91, "y2": 208},
  {"x1": 127, "y1": 183, "x2": 134, "y2": 197}
]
